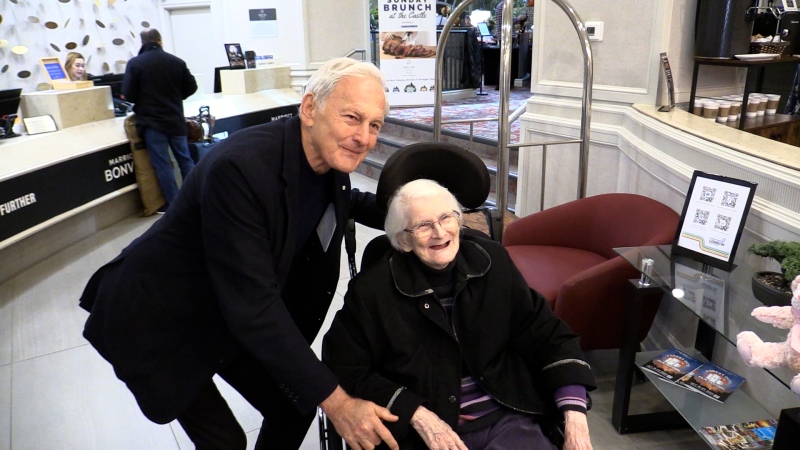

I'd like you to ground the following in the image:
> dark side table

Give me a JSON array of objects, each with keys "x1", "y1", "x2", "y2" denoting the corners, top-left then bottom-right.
[
  {"x1": 610, "y1": 245, "x2": 800, "y2": 447},
  {"x1": 689, "y1": 56, "x2": 800, "y2": 130}
]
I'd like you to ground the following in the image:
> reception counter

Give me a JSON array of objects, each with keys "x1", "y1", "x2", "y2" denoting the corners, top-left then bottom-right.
[{"x1": 0, "y1": 88, "x2": 301, "y2": 283}]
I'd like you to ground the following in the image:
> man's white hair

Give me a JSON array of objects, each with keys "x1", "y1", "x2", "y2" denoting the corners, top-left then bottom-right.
[{"x1": 304, "y1": 57, "x2": 389, "y2": 115}]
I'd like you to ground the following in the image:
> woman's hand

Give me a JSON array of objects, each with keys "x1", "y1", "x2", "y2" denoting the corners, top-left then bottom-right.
[
  {"x1": 410, "y1": 406, "x2": 468, "y2": 450},
  {"x1": 563, "y1": 410, "x2": 593, "y2": 450}
]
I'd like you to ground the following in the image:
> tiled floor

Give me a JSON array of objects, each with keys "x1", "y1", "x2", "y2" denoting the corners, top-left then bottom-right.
[{"x1": 0, "y1": 172, "x2": 709, "y2": 449}]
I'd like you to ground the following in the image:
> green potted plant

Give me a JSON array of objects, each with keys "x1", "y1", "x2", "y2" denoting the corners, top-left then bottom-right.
[
  {"x1": 748, "y1": 240, "x2": 800, "y2": 306},
  {"x1": 370, "y1": 7, "x2": 379, "y2": 31}
]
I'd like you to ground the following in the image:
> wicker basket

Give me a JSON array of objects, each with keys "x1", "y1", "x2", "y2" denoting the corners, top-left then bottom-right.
[{"x1": 749, "y1": 41, "x2": 790, "y2": 55}]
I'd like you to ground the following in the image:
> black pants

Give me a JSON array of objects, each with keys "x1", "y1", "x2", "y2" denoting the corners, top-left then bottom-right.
[{"x1": 177, "y1": 352, "x2": 316, "y2": 450}]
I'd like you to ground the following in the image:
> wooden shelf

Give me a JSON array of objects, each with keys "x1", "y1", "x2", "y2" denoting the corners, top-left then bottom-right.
[
  {"x1": 690, "y1": 56, "x2": 800, "y2": 133},
  {"x1": 694, "y1": 56, "x2": 800, "y2": 66},
  {"x1": 725, "y1": 113, "x2": 800, "y2": 132}
]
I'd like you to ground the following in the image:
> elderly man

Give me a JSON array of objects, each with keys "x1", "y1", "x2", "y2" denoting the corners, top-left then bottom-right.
[{"x1": 80, "y1": 57, "x2": 398, "y2": 450}]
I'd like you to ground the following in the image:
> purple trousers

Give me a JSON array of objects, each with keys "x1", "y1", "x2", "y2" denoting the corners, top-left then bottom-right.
[{"x1": 458, "y1": 411, "x2": 557, "y2": 450}]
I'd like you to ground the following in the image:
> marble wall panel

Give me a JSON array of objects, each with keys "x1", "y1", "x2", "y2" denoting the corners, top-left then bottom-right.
[{"x1": 0, "y1": 0, "x2": 160, "y2": 94}]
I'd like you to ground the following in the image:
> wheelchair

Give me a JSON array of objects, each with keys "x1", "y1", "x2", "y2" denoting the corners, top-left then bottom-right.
[{"x1": 320, "y1": 142, "x2": 582, "y2": 449}]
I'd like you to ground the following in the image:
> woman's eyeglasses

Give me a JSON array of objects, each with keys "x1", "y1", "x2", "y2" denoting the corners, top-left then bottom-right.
[{"x1": 404, "y1": 210, "x2": 461, "y2": 238}]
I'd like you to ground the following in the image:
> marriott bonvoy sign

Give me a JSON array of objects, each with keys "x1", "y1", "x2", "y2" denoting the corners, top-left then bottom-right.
[
  {"x1": 0, "y1": 143, "x2": 136, "y2": 246},
  {"x1": 378, "y1": 0, "x2": 436, "y2": 107}
]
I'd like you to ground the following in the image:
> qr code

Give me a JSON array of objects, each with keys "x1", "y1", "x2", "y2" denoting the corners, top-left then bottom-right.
[
  {"x1": 694, "y1": 209, "x2": 709, "y2": 225},
  {"x1": 721, "y1": 191, "x2": 739, "y2": 208},
  {"x1": 699, "y1": 186, "x2": 716, "y2": 203},
  {"x1": 714, "y1": 214, "x2": 731, "y2": 232},
  {"x1": 702, "y1": 295, "x2": 717, "y2": 311}
]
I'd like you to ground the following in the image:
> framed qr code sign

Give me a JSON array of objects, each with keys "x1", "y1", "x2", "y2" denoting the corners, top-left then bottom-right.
[{"x1": 671, "y1": 171, "x2": 757, "y2": 271}]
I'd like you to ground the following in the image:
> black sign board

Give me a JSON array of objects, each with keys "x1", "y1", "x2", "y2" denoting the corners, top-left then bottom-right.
[{"x1": 0, "y1": 143, "x2": 135, "y2": 244}]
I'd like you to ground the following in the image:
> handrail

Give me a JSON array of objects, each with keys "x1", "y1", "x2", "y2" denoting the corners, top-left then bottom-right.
[
  {"x1": 343, "y1": 48, "x2": 367, "y2": 61},
  {"x1": 440, "y1": 103, "x2": 527, "y2": 143},
  {"x1": 509, "y1": 103, "x2": 527, "y2": 125}
]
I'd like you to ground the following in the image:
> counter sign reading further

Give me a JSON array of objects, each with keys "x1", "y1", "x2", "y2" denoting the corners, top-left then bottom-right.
[{"x1": 0, "y1": 193, "x2": 37, "y2": 217}]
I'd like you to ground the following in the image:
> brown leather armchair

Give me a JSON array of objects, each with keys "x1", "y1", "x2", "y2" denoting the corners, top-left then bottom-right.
[{"x1": 502, "y1": 193, "x2": 680, "y2": 350}]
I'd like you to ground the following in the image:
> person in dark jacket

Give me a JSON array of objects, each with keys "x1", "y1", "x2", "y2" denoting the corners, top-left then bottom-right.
[
  {"x1": 80, "y1": 57, "x2": 399, "y2": 450},
  {"x1": 122, "y1": 28, "x2": 197, "y2": 212},
  {"x1": 323, "y1": 179, "x2": 597, "y2": 450}
]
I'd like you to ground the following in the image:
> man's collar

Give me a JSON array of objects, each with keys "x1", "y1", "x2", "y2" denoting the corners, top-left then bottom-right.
[{"x1": 138, "y1": 42, "x2": 162, "y2": 55}]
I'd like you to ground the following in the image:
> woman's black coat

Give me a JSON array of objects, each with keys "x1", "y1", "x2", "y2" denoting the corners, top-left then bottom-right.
[{"x1": 323, "y1": 234, "x2": 596, "y2": 448}]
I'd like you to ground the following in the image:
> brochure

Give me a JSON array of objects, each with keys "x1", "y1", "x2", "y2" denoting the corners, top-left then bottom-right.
[
  {"x1": 698, "y1": 419, "x2": 777, "y2": 449},
  {"x1": 676, "y1": 362, "x2": 745, "y2": 403},
  {"x1": 641, "y1": 348, "x2": 704, "y2": 383}
]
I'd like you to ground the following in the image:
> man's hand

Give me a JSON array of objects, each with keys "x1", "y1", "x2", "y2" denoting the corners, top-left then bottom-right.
[
  {"x1": 563, "y1": 410, "x2": 593, "y2": 450},
  {"x1": 409, "y1": 406, "x2": 467, "y2": 450},
  {"x1": 320, "y1": 386, "x2": 399, "y2": 450}
]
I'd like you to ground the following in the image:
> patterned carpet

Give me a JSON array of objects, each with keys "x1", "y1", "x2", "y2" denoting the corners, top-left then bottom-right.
[{"x1": 386, "y1": 87, "x2": 531, "y2": 142}]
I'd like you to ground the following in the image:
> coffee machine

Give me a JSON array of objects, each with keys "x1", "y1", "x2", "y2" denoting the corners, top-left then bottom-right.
[
  {"x1": 780, "y1": 11, "x2": 800, "y2": 55},
  {"x1": 695, "y1": 0, "x2": 755, "y2": 58}
]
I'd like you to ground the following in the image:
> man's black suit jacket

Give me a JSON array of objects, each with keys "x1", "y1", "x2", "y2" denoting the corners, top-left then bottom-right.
[
  {"x1": 80, "y1": 116, "x2": 383, "y2": 424},
  {"x1": 122, "y1": 43, "x2": 197, "y2": 136}
]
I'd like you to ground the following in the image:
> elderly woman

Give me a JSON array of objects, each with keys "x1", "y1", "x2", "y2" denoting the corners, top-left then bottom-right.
[
  {"x1": 323, "y1": 179, "x2": 596, "y2": 450},
  {"x1": 65, "y1": 52, "x2": 86, "y2": 81}
]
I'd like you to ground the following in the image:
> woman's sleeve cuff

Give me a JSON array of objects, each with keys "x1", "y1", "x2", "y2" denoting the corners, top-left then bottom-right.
[{"x1": 554, "y1": 385, "x2": 587, "y2": 414}]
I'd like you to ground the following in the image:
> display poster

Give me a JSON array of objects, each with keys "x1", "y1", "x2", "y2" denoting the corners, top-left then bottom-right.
[
  {"x1": 672, "y1": 171, "x2": 757, "y2": 271},
  {"x1": 249, "y1": 8, "x2": 277, "y2": 38},
  {"x1": 225, "y1": 43, "x2": 245, "y2": 69},
  {"x1": 378, "y1": 0, "x2": 436, "y2": 107}
]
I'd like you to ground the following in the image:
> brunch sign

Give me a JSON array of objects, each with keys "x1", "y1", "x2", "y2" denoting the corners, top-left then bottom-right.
[
  {"x1": 383, "y1": 0, "x2": 432, "y2": 18},
  {"x1": 379, "y1": 0, "x2": 436, "y2": 106}
]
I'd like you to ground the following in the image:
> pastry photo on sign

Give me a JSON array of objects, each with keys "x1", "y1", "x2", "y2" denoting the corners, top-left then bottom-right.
[{"x1": 380, "y1": 31, "x2": 436, "y2": 59}]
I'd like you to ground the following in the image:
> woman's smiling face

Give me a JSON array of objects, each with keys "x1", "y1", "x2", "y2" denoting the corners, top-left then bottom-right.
[{"x1": 401, "y1": 195, "x2": 460, "y2": 270}]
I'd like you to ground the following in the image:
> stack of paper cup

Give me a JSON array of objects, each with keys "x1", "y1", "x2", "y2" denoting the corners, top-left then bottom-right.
[
  {"x1": 729, "y1": 98, "x2": 742, "y2": 121},
  {"x1": 766, "y1": 94, "x2": 781, "y2": 115},
  {"x1": 716, "y1": 101, "x2": 731, "y2": 123},
  {"x1": 746, "y1": 95, "x2": 760, "y2": 118},
  {"x1": 755, "y1": 94, "x2": 768, "y2": 116},
  {"x1": 693, "y1": 99, "x2": 704, "y2": 116},
  {"x1": 702, "y1": 101, "x2": 719, "y2": 121}
]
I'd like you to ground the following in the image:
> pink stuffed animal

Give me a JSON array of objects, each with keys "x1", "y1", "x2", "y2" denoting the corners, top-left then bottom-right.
[{"x1": 737, "y1": 275, "x2": 800, "y2": 396}]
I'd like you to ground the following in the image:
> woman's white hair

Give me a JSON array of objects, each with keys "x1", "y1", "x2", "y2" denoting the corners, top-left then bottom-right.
[
  {"x1": 304, "y1": 57, "x2": 389, "y2": 115},
  {"x1": 385, "y1": 179, "x2": 463, "y2": 251}
]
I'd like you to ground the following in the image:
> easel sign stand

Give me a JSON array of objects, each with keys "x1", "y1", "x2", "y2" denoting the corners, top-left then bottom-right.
[
  {"x1": 670, "y1": 171, "x2": 757, "y2": 272},
  {"x1": 39, "y1": 57, "x2": 93, "y2": 90}
]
